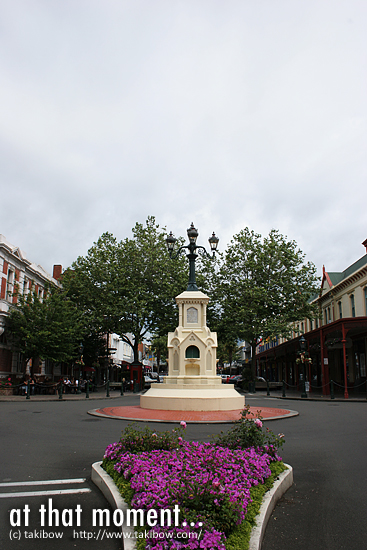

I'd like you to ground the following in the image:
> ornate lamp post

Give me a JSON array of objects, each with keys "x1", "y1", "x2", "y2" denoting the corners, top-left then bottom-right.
[
  {"x1": 166, "y1": 223, "x2": 219, "y2": 291},
  {"x1": 77, "y1": 342, "x2": 84, "y2": 394},
  {"x1": 297, "y1": 335, "x2": 312, "y2": 398}
]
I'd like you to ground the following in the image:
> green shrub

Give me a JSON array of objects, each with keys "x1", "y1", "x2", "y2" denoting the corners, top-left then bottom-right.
[
  {"x1": 118, "y1": 422, "x2": 186, "y2": 454},
  {"x1": 212, "y1": 405, "x2": 285, "y2": 458}
]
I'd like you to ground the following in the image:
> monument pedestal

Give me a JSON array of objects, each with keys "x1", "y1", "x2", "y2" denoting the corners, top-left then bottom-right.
[
  {"x1": 140, "y1": 290, "x2": 245, "y2": 411},
  {"x1": 140, "y1": 384, "x2": 244, "y2": 411}
]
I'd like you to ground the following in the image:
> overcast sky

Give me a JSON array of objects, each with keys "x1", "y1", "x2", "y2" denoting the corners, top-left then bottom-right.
[{"x1": 1, "y1": 0, "x2": 366, "y2": 279}]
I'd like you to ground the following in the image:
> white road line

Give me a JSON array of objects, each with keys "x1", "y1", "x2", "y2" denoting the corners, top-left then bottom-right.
[
  {"x1": 0, "y1": 478, "x2": 86, "y2": 488},
  {"x1": 0, "y1": 488, "x2": 91, "y2": 499}
]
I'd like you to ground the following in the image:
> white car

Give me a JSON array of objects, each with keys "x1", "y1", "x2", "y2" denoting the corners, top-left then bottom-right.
[
  {"x1": 144, "y1": 376, "x2": 158, "y2": 386},
  {"x1": 149, "y1": 373, "x2": 164, "y2": 383}
]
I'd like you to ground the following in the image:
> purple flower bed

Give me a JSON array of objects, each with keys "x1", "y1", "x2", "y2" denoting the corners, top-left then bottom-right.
[{"x1": 104, "y1": 440, "x2": 276, "y2": 549}]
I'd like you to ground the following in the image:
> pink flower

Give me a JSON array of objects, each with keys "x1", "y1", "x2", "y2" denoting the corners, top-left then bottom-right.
[
  {"x1": 254, "y1": 419, "x2": 263, "y2": 428},
  {"x1": 180, "y1": 421, "x2": 187, "y2": 429}
]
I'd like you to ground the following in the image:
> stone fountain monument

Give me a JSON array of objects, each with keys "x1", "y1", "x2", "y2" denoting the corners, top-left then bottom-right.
[{"x1": 140, "y1": 224, "x2": 245, "y2": 412}]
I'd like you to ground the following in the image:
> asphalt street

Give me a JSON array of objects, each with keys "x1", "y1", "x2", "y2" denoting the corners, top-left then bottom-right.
[
  {"x1": 1, "y1": 393, "x2": 366, "y2": 550},
  {"x1": 255, "y1": 395, "x2": 367, "y2": 550}
]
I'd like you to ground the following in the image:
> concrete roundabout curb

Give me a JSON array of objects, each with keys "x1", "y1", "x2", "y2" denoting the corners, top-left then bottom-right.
[
  {"x1": 91, "y1": 460, "x2": 293, "y2": 550},
  {"x1": 88, "y1": 405, "x2": 299, "y2": 423},
  {"x1": 248, "y1": 464, "x2": 293, "y2": 550}
]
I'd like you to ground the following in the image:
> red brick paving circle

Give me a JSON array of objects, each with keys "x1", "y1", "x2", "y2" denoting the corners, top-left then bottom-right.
[{"x1": 90, "y1": 405, "x2": 298, "y2": 423}]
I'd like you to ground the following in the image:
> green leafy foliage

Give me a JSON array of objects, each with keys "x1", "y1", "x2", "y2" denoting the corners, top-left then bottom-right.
[
  {"x1": 149, "y1": 334, "x2": 168, "y2": 371},
  {"x1": 118, "y1": 422, "x2": 185, "y2": 454},
  {"x1": 63, "y1": 217, "x2": 187, "y2": 361},
  {"x1": 213, "y1": 406, "x2": 285, "y2": 459},
  {"x1": 215, "y1": 228, "x2": 320, "y2": 376},
  {"x1": 7, "y1": 285, "x2": 85, "y2": 364}
]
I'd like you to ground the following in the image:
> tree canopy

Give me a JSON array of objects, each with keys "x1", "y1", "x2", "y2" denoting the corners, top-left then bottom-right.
[
  {"x1": 61, "y1": 220, "x2": 319, "y2": 375},
  {"x1": 63, "y1": 217, "x2": 187, "y2": 362},
  {"x1": 7, "y1": 286, "x2": 85, "y2": 367},
  {"x1": 215, "y1": 228, "x2": 319, "y2": 376}
]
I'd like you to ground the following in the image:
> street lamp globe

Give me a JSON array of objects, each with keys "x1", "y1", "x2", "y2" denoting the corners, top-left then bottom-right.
[
  {"x1": 299, "y1": 335, "x2": 307, "y2": 352},
  {"x1": 187, "y1": 223, "x2": 198, "y2": 244},
  {"x1": 208, "y1": 232, "x2": 219, "y2": 254},
  {"x1": 166, "y1": 231, "x2": 176, "y2": 253}
]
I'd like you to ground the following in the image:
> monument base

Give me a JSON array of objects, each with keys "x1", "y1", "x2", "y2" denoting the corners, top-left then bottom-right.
[{"x1": 140, "y1": 384, "x2": 245, "y2": 411}]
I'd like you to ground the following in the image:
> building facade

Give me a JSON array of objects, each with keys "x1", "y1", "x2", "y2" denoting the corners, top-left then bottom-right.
[
  {"x1": 0, "y1": 234, "x2": 61, "y2": 382},
  {"x1": 256, "y1": 239, "x2": 367, "y2": 396}
]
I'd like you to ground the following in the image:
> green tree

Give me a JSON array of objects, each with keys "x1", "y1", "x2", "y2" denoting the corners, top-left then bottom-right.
[
  {"x1": 150, "y1": 334, "x2": 168, "y2": 373},
  {"x1": 63, "y1": 217, "x2": 187, "y2": 362},
  {"x1": 217, "y1": 228, "x2": 319, "y2": 377},
  {"x1": 7, "y1": 286, "x2": 85, "y2": 370}
]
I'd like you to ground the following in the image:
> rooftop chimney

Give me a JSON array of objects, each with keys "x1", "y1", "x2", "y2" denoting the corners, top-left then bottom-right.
[
  {"x1": 363, "y1": 239, "x2": 367, "y2": 254},
  {"x1": 53, "y1": 265, "x2": 62, "y2": 280}
]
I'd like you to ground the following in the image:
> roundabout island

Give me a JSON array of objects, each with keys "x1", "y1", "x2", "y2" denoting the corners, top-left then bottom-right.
[{"x1": 88, "y1": 403, "x2": 298, "y2": 423}]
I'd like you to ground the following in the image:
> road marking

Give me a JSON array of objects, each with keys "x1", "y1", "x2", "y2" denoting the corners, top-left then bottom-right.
[
  {"x1": 0, "y1": 478, "x2": 86, "y2": 488},
  {"x1": 0, "y1": 488, "x2": 91, "y2": 499}
]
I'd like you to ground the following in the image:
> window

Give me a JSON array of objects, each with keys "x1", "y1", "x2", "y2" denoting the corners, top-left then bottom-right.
[
  {"x1": 338, "y1": 301, "x2": 342, "y2": 319},
  {"x1": 185, "y1": 345, "x2": 200, "y2": 358},
  {"x1": 350, "y1": 295, "x2": 356, "y2": 317},
  {"x1": 6, "y1": 269, "x2": 14, "y2": 301},
  {"x1": 23, "y1": 276, "x2": 28, "y2": 296}
]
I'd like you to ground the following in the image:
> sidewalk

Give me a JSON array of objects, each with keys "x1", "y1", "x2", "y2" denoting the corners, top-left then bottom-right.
[
  {"x1": 247, "y1": 388, "x2": 367, "y2": 402},
  {"x1": 0, "y1": 390, "x2": 126, "y2": 402}
]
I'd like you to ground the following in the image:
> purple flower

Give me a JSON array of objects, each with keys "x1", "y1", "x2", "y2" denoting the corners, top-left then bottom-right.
[{"x1": 105, "y1": 437, "x2": 279, "y2": 549}]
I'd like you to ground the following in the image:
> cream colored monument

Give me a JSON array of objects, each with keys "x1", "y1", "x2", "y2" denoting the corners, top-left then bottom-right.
[{"x1": 140, "y1": 289, "x2": 245, "y2": 411}]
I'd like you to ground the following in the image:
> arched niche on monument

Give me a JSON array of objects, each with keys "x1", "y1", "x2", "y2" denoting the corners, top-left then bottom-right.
[{"x1": 185, "y1": 345, "x2": 200, "y2": 358}]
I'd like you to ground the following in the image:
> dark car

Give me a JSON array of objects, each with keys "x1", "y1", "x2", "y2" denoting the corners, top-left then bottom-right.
[{"x1": 228, "y1": 375, "x2": 243, "y2": 386}]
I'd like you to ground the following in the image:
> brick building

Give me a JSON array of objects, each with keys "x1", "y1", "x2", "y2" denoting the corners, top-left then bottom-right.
[{"x1": 0, "y1": 234, "x2": 61, "y2": 382}]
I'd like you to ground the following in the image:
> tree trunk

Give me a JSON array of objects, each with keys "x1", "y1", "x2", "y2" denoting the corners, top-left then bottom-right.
[{"x1": 133, "y1": 340, "x2": 140, "y2": 363}]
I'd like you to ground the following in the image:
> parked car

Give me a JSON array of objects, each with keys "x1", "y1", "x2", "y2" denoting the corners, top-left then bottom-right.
[
  {"x1": 229, "y1": 375, "x2": 243, "y2": 387},
  {"x1": 149, "y1": 372, "x2": 164, "y2": 383},
  {"x1": 221, "y1": 374, "x2": 230, "y2": 383},
  {"x1": 144, "y1": 375, "x2": 158, "y2": 388}
]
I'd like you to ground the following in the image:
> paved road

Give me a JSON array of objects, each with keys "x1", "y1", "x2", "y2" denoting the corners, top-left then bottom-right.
[
  {"x1": 0, "y1": 396, "x2": 131, "y2": 550},
  {"x1": 252, "y1": 396, "x2": 367, "y2": 550},
  {"x1": 1, "y1": 393, "x2": 366, "y2": 550}
]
